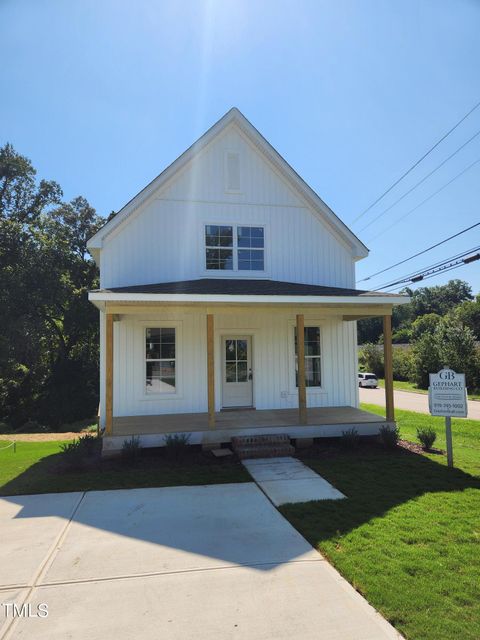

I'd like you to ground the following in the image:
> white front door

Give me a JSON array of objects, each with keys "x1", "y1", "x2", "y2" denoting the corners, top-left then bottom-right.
[{"x1": 222, "y1": 336, "x2": 253, "y2": 408}]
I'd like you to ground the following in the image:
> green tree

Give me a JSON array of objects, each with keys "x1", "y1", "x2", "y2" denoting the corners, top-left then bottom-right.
[
  {"x1": 358, "y1": 343, "x2": 384, "y2": 377},
  {"x1": 411, "y1": 333, "x2": 441, "y2": 389},
  {"x1": 435, "y1": 319, "x2": 479, "y2": 389},
  {"x1": 0, "y1": 143, "x2": 103, "y2": 428},
  {"x1": 411, "y1": 313, "x2": 442, "y2": 340}
]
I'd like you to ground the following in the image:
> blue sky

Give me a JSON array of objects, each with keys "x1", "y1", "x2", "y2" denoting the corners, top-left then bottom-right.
[{"x1": 1, "y1": 0, "x2": 479, "y2": 293}]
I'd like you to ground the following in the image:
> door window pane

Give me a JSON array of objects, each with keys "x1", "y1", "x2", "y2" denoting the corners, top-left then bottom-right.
[
  {"x1": 225, "y1": 363, "x2": 237, "y2": 383},
  {"x1": 225, "y1": 340, "x2": 236, "y2": 360}
]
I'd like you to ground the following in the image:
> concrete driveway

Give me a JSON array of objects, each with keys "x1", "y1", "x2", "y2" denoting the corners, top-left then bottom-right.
[
  {"x1": 360, "y1": 387, "x2": 480, "y2": 420},
  {"x1": 0, "y1": 485, "x2": 401, "y2": 640}
]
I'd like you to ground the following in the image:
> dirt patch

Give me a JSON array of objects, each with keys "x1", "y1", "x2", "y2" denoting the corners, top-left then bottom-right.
[{"x1": 0, "y1": 432, "x2": 82, "y2": 442}]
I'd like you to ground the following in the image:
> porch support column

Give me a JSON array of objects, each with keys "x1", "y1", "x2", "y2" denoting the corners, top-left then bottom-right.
[
  {"x1": 383, "y1": 315, "x2": 395, "y2": 422},
  {"x1": 296, "y1": 314, "x2": 307, "y2": 425},
  {"x1": 207, "y1": 314, "x2": 215, "y2": 429},
  {"x1": 105, "y1": 312, "x2": 114, "y2": 436}
]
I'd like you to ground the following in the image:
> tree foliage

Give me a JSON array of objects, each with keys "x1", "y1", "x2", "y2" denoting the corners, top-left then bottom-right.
[{"x1": 0, "y1": 144, "x2": 103, "y2": 428}]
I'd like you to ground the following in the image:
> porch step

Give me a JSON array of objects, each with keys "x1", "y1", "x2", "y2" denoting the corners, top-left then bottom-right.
[{"x1": 231, "y1": 434, "x2": 295, "y2": 460}]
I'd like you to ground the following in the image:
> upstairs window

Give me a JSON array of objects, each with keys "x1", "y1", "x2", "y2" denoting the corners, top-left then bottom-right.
[
  {"x1": 205, "y1": 224, "x2": 265, "y2": 271},
  {"x1": 225, "y1": 152, "x2": 241, "y2": 192},
  {"x1": 205, "y1": 225, "x2": 234, "y2": 270},
  {"x1": 238, "y1": 226, "x2": 264, "y2": 270}
]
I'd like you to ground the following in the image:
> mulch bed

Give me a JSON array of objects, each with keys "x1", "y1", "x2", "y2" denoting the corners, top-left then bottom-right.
[{"x1": 398, "y1": 439, "x2": 444, "y2": 456}]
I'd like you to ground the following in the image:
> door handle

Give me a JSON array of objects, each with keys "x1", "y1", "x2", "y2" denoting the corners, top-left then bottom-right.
[{"x1": 248, "y1": 369, "x2": 253, "y2": 380}]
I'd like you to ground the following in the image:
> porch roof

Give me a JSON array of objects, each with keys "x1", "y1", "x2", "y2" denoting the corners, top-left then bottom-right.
[{"x1": 89, "y1": 278, "x2": 409, "y2": 308}]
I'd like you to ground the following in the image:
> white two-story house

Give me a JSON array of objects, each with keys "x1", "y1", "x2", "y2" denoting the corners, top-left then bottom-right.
[{"x1": 87, "y1": 108, "x2": 408, "y2": 453}]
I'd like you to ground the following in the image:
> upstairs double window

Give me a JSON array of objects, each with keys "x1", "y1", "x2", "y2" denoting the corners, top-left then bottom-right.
[{"x1": 205, "y1": 224, "x2": 265, "y2": 271}]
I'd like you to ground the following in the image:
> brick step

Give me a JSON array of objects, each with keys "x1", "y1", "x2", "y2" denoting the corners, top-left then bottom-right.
[
  {"x1": 231, "y1": 433, "x2": 291, "y2": 447},
  {"x1": 231, "y1": 434, "x2": 295, "y2": 460},
  {"x1": 234, "y1": 444, "x2": 295, "y2": 460}
]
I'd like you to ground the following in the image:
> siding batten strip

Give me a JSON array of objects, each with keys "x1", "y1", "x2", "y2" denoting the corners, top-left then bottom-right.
[
  {"x1": 296, "y1": 314, "x2": 307, "y2": 425},
  {"x1": 105, "y1": 313, "x2": 114, "y2": 435},
  {"x1": 207, "y1": 314, "x2": 215, "y2": 428}
]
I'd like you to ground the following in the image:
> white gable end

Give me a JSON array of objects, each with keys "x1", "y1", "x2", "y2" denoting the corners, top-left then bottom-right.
[
  {"x1": 160, "y1": 124, "x2": 304, "y2": 208},
  {"x1": 90, "y1": 109, "x2": 367, "y2": 290}
]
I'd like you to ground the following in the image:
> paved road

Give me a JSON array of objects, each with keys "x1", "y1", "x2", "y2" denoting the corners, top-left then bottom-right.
[
  {"x1": 360, "y1": 387, "x2": 480, "y2": 420},
  {"x1": 0, "y1": 486, "x2": 402, "y2": 640}
]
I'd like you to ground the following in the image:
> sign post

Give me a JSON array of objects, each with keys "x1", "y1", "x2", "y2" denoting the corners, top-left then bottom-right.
[{"x1": 428, "y1": 368, "x2": 468, "y2": 468}]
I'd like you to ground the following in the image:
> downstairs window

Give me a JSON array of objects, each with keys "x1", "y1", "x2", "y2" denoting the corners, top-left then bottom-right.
[
  {"x1": 145, "y1": 328, "x2": 176, "y2": 394},
  {"x1": 294, "y1": 326, "x2": 322, "y2": 388}
]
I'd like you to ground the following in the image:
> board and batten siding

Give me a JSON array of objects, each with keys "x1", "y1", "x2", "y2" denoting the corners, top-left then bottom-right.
[
  {"x1": 105, "y1": 308, "x2": 359, "y2": 422},
  {"x1": 100, "y1": 125, "x2": 355, "y2": 290}
]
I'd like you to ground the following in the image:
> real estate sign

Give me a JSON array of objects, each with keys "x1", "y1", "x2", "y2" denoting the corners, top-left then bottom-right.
[
  {"x1": 428, "y1": 368, "x2": 468, "y2": 468},
  {"x1": 428, "y1": 368, "x2": 467, "y2": 417}
]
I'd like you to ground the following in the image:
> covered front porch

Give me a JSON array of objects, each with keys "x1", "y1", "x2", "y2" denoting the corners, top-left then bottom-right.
[
  {"x1": 89, "y1": 279, "x2": 406, "y2": 452},
  {"x1": 102, "y1": 405, "x2": 392, "y2": 453}
]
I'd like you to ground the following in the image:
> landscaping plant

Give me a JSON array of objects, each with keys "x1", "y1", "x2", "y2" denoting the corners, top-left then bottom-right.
[
  {"x1": 416, "y1": 426, "x2": 437, "y2": 451},
  {"x1": 340, "y1": 428, "x2": 360, "y2": 449},
  {"x1": 379, "y1": 425, "x2": 400, "y2": 449},
  {"x1": 121, "y1": 436, "x2": 142, "y2": 463},
  {"x1": 164, "y1": 433, "x2": 191, "y2": 460}
]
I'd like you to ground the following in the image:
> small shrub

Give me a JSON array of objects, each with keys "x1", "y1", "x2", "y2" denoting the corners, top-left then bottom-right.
[
  {"x1": 341, "y1": 428, "x2": 360, "y2": 449},
  {"x1": 379, "y1": 425, "x2": 400, "y2": 449},
  {"x1": 0, "y1": 422, "x2": 13, "y2": 434},
  {"x1": 79, "y1": 433, "x2": 99, "y2": 456},
  {"x1": 122, "y1": 436, "x2": 142, "y2": 463},
  {"x1": 164, "y1": 433, "x2": 191, "y2": 460},
  {"x1": 416, "y1": 427, "x2": 437, "y2": 451},
  {"x1": 18, "y1": 420, "x2": 49, "y2": 433},
  {"x1": 60, "y1": 439, "x2": 86, "y2": 469}
]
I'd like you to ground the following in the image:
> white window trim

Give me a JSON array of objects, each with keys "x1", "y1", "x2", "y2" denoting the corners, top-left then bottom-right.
[
  {"x1": 139, "y1": 320, "x2": 183, "y2": 400},
  {"x1": 224, "y1": 150, "x2": 242, "y2": 194},
  {"x1": 202, "y1": 222, "x2": 269, "y2": 277},
  {"x1": 287, "y1": 320, "x2": 325, "y2": 393}
]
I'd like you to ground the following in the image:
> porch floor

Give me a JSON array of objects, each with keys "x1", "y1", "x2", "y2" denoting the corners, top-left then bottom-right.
[{"x1": 112, "y1": 405, "x2": 386, "y2": 437}]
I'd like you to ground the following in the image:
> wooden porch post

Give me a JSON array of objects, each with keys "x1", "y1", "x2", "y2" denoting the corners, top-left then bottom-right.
[
  {"x1": 105, "y1": 312, "x2": 114, "y2": 436},
  {"x1": 207, "y1": 314, "x2": 215, "y2": 429},
  {"x1": 296, "y1": 314, "x2": 307, "y2": 425},
  {"x1": 383, "y1": 315, "x2": 395, "y2": 422}
]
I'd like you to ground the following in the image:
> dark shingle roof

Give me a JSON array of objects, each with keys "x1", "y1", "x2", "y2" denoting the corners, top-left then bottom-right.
[{"x1": 96, "y1": 279, "x2": 403, "y2": 298}]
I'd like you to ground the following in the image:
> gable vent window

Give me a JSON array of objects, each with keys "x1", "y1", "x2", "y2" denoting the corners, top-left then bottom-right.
[{"x1": 225, "y1": 152, "x2": 241, "y2": 192}]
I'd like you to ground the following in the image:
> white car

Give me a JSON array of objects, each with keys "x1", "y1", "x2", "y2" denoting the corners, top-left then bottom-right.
[{"x1": 358, "y1": 373, "x2": 378, "y2": 388}]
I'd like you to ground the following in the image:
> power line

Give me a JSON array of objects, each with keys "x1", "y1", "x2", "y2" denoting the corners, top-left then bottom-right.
[
  {"x1": 357, "y1": 221, "x2": 480, "y2": 283},
  {"x1": 365, "y1": 157, "x2": 480, "y2": 244},
  {"x1": 358, "y1": 128, "x2": 480, "y2": 232},
  {"x1": 352, "y1": 98, "x2": 480, "y2": 224},
  {"x1": 385, "y1": 257, "x2": 480, "y2": 292},
  {"x1": 375, "y1": 245, "x2": 480, "y2": 290},
  {"x1": 377, "y1": 245, "x2": 480, "y2": 290}
]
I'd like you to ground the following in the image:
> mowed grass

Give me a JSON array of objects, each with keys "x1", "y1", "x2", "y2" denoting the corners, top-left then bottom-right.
[
  {"x1": 376, "y1": 378, "x2": 480, "y2": 401},
  {"x1": 362, "y1": 403, "x2": 480, "y2": 476},
  {"x1": 282, "y1": 407, "x2": 480, "y2": 640},
  {"x1": 0, "y1": 440, "x2": 249, "y2": 496}
]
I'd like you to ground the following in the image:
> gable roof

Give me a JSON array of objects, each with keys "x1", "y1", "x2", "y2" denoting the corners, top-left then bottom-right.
[{"x1": 87, "y1": 108, "x2": 368, "y2": 259}]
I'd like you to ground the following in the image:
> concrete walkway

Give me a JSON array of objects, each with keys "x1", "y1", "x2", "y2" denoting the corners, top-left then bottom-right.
[
  {"x1": 243, "y1": 457, "x2": 345, "y2": 505},
  {"x1": 360, "y1": 387, "x2": 480, "y2": 420},
  {"x1": 0, "y1": 486, "x2": 402, "y2": 640}
]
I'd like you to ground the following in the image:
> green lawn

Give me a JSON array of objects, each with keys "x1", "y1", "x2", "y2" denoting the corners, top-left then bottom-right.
[
  {"x1": 0, "y1": 440, "x2": 249, "y2": 496},
  {"x1": 282, "y1": 406, "x2": 480, "y2": 640},
  {"x1": 377, "y1": 378, "x2": 480, "y2": 401}
]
